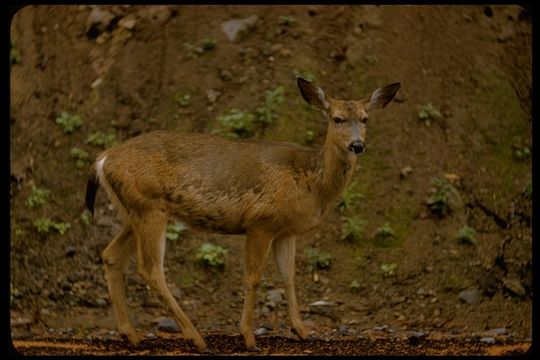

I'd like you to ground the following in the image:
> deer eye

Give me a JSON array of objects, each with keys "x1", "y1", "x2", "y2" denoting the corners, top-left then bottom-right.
[{"x1": 333, "y1": 116, "x2": 346, "y2": 124}]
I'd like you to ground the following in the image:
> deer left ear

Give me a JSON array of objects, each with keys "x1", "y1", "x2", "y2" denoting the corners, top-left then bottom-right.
[{"x1": 366, "y1": 82, "x2": 401, "y2": 111}]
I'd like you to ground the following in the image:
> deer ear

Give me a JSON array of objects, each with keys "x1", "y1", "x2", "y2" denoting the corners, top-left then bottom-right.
[
  {"x1": 366, "y1": 82, "x2": 401, "y2": 111},
  {"x1": 297, "y1": 77, "x2": 330, "y2": 110}
]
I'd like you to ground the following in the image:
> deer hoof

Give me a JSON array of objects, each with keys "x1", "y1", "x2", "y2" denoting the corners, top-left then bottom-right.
[{"x1": 246, "y1": 345, "x2": 262, "y2": 352}]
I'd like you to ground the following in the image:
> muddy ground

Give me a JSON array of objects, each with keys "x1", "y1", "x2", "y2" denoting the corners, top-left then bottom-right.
[{"x1": 10, "y1": 5, "x2": 532, "y2": 355}]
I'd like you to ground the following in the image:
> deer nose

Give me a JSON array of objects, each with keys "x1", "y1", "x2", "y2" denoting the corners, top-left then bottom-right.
[{"x1": 348, "y1": 140, "x2": 365, "y2": 154}]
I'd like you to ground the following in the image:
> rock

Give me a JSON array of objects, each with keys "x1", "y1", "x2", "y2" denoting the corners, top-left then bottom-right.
[
  {"x1": 497, "y1": 25, "x2": 515, "y2": 42},
  {"x1": 254, "y1": 327, "x2": 269, "y2": 336},
  {"x1": 503, "y1": 278, "x2": 526, "y2": 297},
  {"x1": 338, "y1": 324, "x2": 349, "y2": 334},
  {"x1": 309, "y1": 300, "x2": 338, "y2": 307},
  {"x1": 480, "y1": 337, "x2": 495, "y2": 344},
  {"x1": 145, "y1": 332, "x2": 156, "y2": 339},
  {"x1": 86, "y1": 7, "x2": 115, "y2": 38},
  {"x1": 95, "y1": 298, "x2": 107, "y2": 307},
  {"x1": 265, "y1": 289, "x2": 284, "y2": 304},
  {"x1": 206, "y1": 89, "x2": 221, "y2": 104},
  {"x1": 157, "y1": 317, "x2": 180, "y2": 333},
  {"x1": 408, "y1": 331, "x2": 426, "y2": 344},
  {"x1": 221, "y1": 15, "x2": 259, "y2": 42},
  {"x1": 219, "y1": 69, "x2": 233, "y2": 81},
  {"x1": 119, "y1": 17, "x2": 136, "y2": 30},
  {"x1": 487, "y1": 327, "x2": 507, "y2": 335},
  {"x1": 65, "y1": 246, "x2": 76, "y2": 257},
  {"x1": 458, "y1": 288, "x2": 481, "y2": 304}
]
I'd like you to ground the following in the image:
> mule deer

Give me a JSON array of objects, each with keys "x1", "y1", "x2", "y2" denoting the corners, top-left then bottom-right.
[{"x1": 86, "y1": 77, "x2": 400, "y2": 352}]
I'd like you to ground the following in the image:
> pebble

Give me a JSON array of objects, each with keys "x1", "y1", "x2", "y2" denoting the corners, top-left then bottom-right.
[
  {"x1": 65, "y1": 246, "x2": 77, "y2": 257},
  {"x1": 119, "y1": 18, "x2": 136, "y2": 30},
  {"x1": 85, "y1": 7, "x2": 114, "y2": 37},
  {"x1": 221, "y1": 15, "x2": 259, "y2": 42},
  {"x1": 91, "y1": 78, "x2": 103, "y2": 89},
  {"x1": 219, "y1": 69, "x2": 233, "y2": 81},
  {"x1": 157, "y1": 317, "x2": 180, "y2": 333},
  {"x1": 458, "y1": 288, "x2": 481, "y2": 304},
  {"x1": 480, "y1": 336, "x2": 495, "y2": 344},
  {"x1": 487, "y1": 327, "x2": 507, "y2": 335},
  {"x1": 399, "y1": 165, "x2": 412, "y2": 179},
  {"x1": 254, "y1": 327, "x2": 269, "y2": 336},
  {"x1": 206, "y1": 89, "x2": 221, "y2": 103},
  {"x1": 145, "y1": 332, "x2": 157, "y2": 339},
  {"x1": 503, "y1": 278, "x2": 526, "y2": 297},
  {"x1": 265, "y1": 289, "x2": 284, "y2": 304}
]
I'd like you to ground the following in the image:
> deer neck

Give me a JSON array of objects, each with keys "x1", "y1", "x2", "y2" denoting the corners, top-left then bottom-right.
[{"x1": 310, "y1": 137, "x2": 357, "y2": 214}]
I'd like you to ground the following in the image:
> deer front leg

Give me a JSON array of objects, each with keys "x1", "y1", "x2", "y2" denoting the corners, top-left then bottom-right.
[
  {"x1": 240, "y1": 230, "x2": 274, "y2": 351},
  {"x1": 272, "y1": 235, "x2": 309, "y2": 339}
]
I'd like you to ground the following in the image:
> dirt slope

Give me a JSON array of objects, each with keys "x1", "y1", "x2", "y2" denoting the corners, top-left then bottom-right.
[{"x1": 10, "y1": 5, "x2": 532, "y2": 355}]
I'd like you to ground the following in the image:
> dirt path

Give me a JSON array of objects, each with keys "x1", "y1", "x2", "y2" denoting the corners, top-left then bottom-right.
[{"x1": 12, "y1": 334, "x2": 530, "y2": 356}]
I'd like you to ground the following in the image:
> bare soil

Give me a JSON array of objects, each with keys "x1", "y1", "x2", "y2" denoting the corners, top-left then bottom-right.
[{"x1": 10, "y1": 5, "x2": 532, "y2": 356}]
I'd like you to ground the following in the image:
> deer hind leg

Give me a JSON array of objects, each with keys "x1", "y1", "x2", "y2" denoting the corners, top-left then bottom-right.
[
  {"x1": 132, "y1": 210, "x2": 207, "y2": 352},
  {"x1": 272, "y1": 235, "x2": 309, "y2": 340},
  {"x1": 239, "y1": 229, "x2": 275, "y2": 351},
  {"x1": 102, "y1": 224, "x2": 139, "y2": 345}
]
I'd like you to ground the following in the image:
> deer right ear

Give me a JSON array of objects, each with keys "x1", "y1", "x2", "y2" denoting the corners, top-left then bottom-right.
[{"x1": 297, "y1": 77, "x2": 330, "y2": 111}]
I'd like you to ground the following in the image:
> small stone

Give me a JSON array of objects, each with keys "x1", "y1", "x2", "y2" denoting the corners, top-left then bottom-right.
[
  {"x1": 85, "y1": 7, "x2": 114, "y2": 37},
  {"x1": 157, "y1": 317, "x2": 180, "y2": 333},
  {"x1": 488, "y1": 327, "x2": 507, "y2": 335},
  {"x1": 254, "y1": 327, "x2": 269, "y2": 336},
  {"x1": 96, "y1": 298, "x2": 107, "y2": 307},
  {"x1": 480, "y1": 337, "x2": 496, "y2": 344},
  {"x1": 458, "y1": 288, "x2": 481, "y2": 304},
  {"x1": 338, "y1": 324, "x2": 349, "y2": 334},
  {"x1": 91, "y1": 78, "x2": 103, "y2": 89},
  {"x1": 206, "y1": 89, "x2": 221, "y2": 104},
  {"x1": 266, "y1": 289, "x2": 284, "y2": 304},
  {"x1": 270, "y1": 43, "x2": 283, "y2": 53},
  {"x1": 221, "y1": 15, "x2": 259, "y2": 42},
  {"x1": 65, "y1": 246, "x2": 76, "y2": 257},
  {"x1": 119, "y1": 18, "x2": 136, "y2": 30},
  {"x1": 146, "y1": 332, "x2": 156, "y2": 339},
  {"x1": 503, "y1": 278, "x2": 526, "y2": 297},
  {"x1": 309, "y1": 300, "x2": 337, "y2": 307},
  {"x1": 219, "y1": 69, "x2": 233, "y2": 81}
]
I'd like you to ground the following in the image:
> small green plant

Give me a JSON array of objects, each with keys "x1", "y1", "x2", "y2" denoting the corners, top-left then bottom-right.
[
  {"x1": 426, "y1": 177, "x2": 456, "y2": 216},
  {"x1": 305, "y1": 247, "x2": 332, "y2": 271},
  {"x1": 456, "y1": 225, "x2": 477, "y2": 246},
  {"x1": 25, "y1": 185, "x2": 51, "y2": 208},
  {"x1": 86, "y1": 131, "x2": 117, "y2": 149},
  {"x1": 418, "y1": 103, "x2": 442, "y2": 126},
  {"x1": 380, "y1": 263, "x2": 398, "y2": 277},
  {"x1": 70, "y1": 147, "x2": 90, "y2": 169},
  {"x1": 196, "y1": 243, "x2": 228, "y2": 267},
  {"x1": 80, "y1": 211, "x2": 92, "y2": 225},
  {"x1": 349, "y1": 279, "x2": 361, "y2": 292},
  {"x1": 166, "y1": 222, "x2": 187, "y2": 241},
  {"x1": 174, "y1": 92, "x2": 191, "y2": 107},
  {"x1": 202, "y1": 38, "x2": 217, "y2": 51},
  {"x1": 255, "y1": 86, "x2": 285, "y2": 125},
  {"x1": 376, "y1": 222, "x2": 394, "y2": 238},
  {"x1": 10, "y1": 41, "x2": 21, "y2": 65},
  {"x1": 513, "y1": 144, "x2": 531, "y2": 161},
  {"x1": 56, "y1": 112, "x2": 83, "y2": 133},
  {"x1": 341, "y1": 215, "x2": 367, "y2": 242},
  {"x1": 10, "y1": 284, "x2": 22, "y2": 305},
  {"x1": 215, "y1": 109, "x2": 256, "y2": 138},
  {"x1": 523, "y1": 183, "x2": 532, "y2": 199},
  {"x1": 304, "y1": 130, "x2": 315, "y2": 144},
  {"x1": 33, "y1": 218, "x2": 71, "y2": 235},
  {"x1": 278, "y1": 15, "x2": 297, "y2": 26},
  {"x1": 293, "y1": 69, "x2": 316, "y2": 82},
  {"x1": 338, "y1": 181, "x2": 362, "y2": 213}
]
